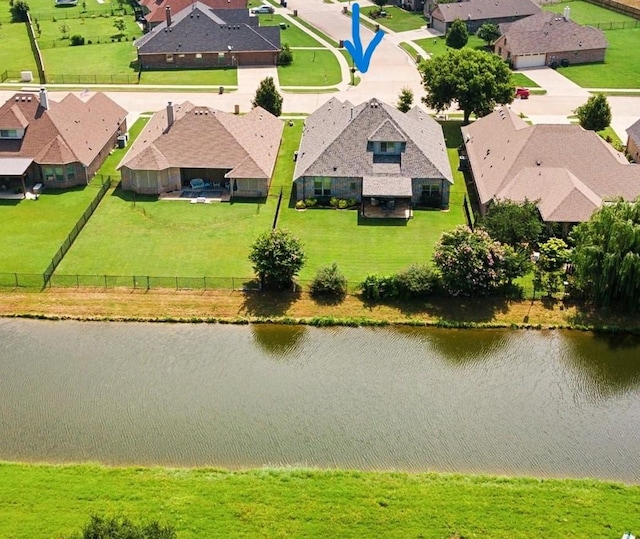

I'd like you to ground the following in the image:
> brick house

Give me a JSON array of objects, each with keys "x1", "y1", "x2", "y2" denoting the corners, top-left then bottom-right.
[
  {"x1": 626, "y1": 118, "x2": 640, "y2": 163},
  {"x1": 138, "y1": 0, "x2": 246, "y2": 29},
  {"x1": 119, "y1": 102, "x2": 283, "y2": 198},
  {"x1": 135, "y1": 3, "x2": 280, "y2": 69},
  {"x1": 494, "y1": 10, "x2": 607, "y2": 69},
  {"x1": 293, "y1": 97, "x2": 453, "y2": 219},
  {"x1": 0, "y1": 89, "x2": 127, "y2": 195}
]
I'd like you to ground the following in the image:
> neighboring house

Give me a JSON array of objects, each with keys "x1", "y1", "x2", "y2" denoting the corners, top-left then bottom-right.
[
  {"x1": 293, "y1": 97, "x2": 453, "y2": 219},
  {"x1": 461, "y1": 107, "x2": 640, "y2": 226},
  {"x1": 389, "y1": 0, "x2": 424, "y2": 13},
  {"x1": 119, "y1": 101, "x2": 283, "y2": 198},
  {"x1": 137, "y1": 0, "x2": 246, "y2": 29},
  {"x1": 0, "y1": 89, "x2": 127, "y2": 195},
  {"x1": 495, "y1": 10, "x2": 607, "y2": 69},
  {"x1": 425, "y1": 0, "x2": 540, "y2": 34},
  {"x1": 627, "y1": 118, "x2": 640, "y2": 163},
  {"x1": 135, "y1": 3, "x2": 280, "y2": 69}
]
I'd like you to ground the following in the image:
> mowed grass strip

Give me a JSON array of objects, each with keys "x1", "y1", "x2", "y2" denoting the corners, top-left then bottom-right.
[
  {"x1": 278, "y1": 49, "x2": 342, "y2": 86},
  {"x1": 360, "y1": 5, "x2": 427, "y2": 32},
  {"x1": 56, "y1": 120, "x2": 303, "y2": 278},
  {"x1": 0, "y1": 462, "x2": 639, "y2": 539},
  {"x1": 0, "y1": 23, "x2": 39, "y2": 75},
  {"x1": 278, "y1": 121, "x2": 468, "y2": 282},
  {"x1": 413, "y1": 34, "x2": 487, "y2": 58}
]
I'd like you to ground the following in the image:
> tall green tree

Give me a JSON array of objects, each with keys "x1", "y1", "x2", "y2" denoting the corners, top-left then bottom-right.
[
  {"x1": 372, "y1": 0, "x2": 388, "y2": 14},
  {"x1": 533, "y1": 238, "x2": 571, "y2": 297},
  {"x1": 252, "y1": 76, "x2": 283, "y2": 117},
  {"x1": 476, "y1": 22, "x2": 501, "y2": 46},
  {"x1": 249, "y1": 229, "x2": 305, "y2": 289},
  {"x1": 446, "y1": 18, "x2": 468, "y2": 49},
  {"x1": 575, "y1": 93, "x2": 611, "y2": 131},
  {"x1": 433, "y1": 225, "x2": 525, "y2": 296},
  {"x1": 479, "y1": 198, "x2": 543, "y2": 249},
  {"x1": 396, "y1": 87, "x2": 414, "y2": 113},
  {"x1": 62, "y1": 515, "x2": 176, "y2": 539},
  {"x1": 571, "y1": 199, "x2": 640, "y2": 310},
  {"x1": 11, "y1": 0, "x2": 30, "y2": 22},
  {"x1": 420, "y1": 48, "x2": 514, "y2": 124}
]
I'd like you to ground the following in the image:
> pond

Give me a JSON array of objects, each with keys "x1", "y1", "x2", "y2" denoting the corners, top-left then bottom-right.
[{"x1": 1, "y1": 319, "x2": 639, "y2": 482}]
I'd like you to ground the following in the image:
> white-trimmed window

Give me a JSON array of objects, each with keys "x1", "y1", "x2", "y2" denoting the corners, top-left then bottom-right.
[{"x1": 314, "y1": 177, "x2": 331, "y2": 196}]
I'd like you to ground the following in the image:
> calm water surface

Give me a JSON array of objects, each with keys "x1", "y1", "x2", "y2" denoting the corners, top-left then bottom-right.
[{"x1": 1, "y1": 319, "x2": 640, "y2": 482}]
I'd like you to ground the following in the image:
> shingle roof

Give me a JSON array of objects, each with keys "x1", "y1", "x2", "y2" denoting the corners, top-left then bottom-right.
[
  {"x1": 294, "y1": 97, "x2": 453, "y2": 183},
  {"x1": 432, "y1": 0, "x2": 540, "y2": 24},
  {"x1": 461, "y1": 108, "x2": 640, "y2": 222},
  {"x1": 118, "y1": 102, "x2": 283, "y2": 180},
  {"x1": 627, "y1": 118, "x2": 640, "y2": 146},
  {"x1": 0, "y1": 104, "x2": 29, "y2": 129},
  {"x1": 136, "y1": 4, "x2": 280, "y2": 54},
  {"x1": 363, "y1": 176, "x2": 412, "y2": 197},
  {"x1": 142, "y1": 0, "x2": 246, "y2": 25},
  {"x1": 497, "y1": 12, "x2": 607, "y2": 55},
  {"x1": 0, "y1": 91, "x2": 126, "y2": 168}
]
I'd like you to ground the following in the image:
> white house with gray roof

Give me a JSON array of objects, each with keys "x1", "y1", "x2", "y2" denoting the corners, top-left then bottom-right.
[{"x1": 293, "y1": 97, "x2": 453, "y2": 219}]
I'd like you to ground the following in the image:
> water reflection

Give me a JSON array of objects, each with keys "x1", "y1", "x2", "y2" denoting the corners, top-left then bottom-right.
[{"x1": 251, "y1": 324, "x2": 307, "y2": 358}]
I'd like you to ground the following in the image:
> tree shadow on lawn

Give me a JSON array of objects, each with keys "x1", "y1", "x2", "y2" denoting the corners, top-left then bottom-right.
[
  {"x1": 240, "y1": 288, "x2": 301, "y2": 317},
  {"x1": 567, "y1": 300, "x2": 640, "y2": 334},
  {"x1": 357, "y1": 215, "x2": 408, "y2": 227}
]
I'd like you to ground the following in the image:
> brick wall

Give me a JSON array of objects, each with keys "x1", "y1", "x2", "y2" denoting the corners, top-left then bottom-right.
[{"x1": 139, "y1": 50, "x2": 277, "y2": 69}]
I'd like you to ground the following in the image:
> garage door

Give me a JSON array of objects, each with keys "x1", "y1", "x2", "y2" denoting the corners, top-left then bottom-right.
[{"x1": 515, "y1": 54, "x2": 546, "y2": 69}]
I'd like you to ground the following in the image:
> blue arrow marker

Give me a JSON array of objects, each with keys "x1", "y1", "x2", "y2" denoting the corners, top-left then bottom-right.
[{"x1": 344, "y1": 3, "x2": 384, "y2": 74}]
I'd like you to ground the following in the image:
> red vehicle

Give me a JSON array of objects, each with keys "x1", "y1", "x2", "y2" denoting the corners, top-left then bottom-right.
[{"x1": 515, "y1": 87, "x2": 530, "y2": 99}]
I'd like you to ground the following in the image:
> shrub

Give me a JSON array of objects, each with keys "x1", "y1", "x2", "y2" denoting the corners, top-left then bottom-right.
[
  {"x1": 11, "y1": 0, "x2": 29, "y2": 22},
  {"x1": 396, "y1": 265, "x2": 439, "y2": 299},
  {"x1": 87, "y1": 39, "x2": 92, "y2": 44},
  {"x1": 347, "y1": 198, "x2": 358, "y2": 208},
  {"x1": 277, "y1": 43, "x2": 293, "y2": 66},
  {"x1": 329, "y1": 196, "x2": 339, "y2": 207},
  {"x1": 70, "y1": 34, "x2": 85, "y2": 46},
  {"x1": 361, "y1": 274, "x2": 399, "y2": 301},
  {"x1": 295, "y1": 200, "x2": 306, "y2": 210},
  {"x1": 310, "y1": 263, "x2": 347, "y2": 301},
  {"x1": 338, "y1": 199, "x2": 348, "y2": 209},
  {"x1": 248, "y1": 228, "x2": 305, "y2": 289},
  {"x1": 304, "y1": 197, "x2": 317, "y2": 208}
]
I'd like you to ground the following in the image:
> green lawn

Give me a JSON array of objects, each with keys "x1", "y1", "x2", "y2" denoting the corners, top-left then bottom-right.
[
  {"x1": 413, "y1": 35, "x2": 487, "y2": 57},
  {"x1": 0, "y1": 184, "x2": 105, "y2": 275},
  {"x1": 278, "y1": 49, "x2": 342, "y2": 86},
  {"x1": 360, "y1": 5, "x2": 427, "y2": 32},
  {"x1": 36, "y1": 13, "x2": 142, "y2": 48},
  {"x1": 1, "y1": 462, "x2": 639, "y2": 539},
  {"x1": 259, "y1": 14, "x2": 323, "y2": 47},
  {"x1": 556, "y1": 28, "x2": 640, "y2": 88},
  {"x1": 543, "y1": 0, "x2": 637, "y2": 25},
  {"x1": 56, "y1": 120, "x2": 304, "y2": 279},
  {"x1": 512, "y1": 72, "x2": 540, "y2": 88},
  {"x1": 278, "y1": 121, "x2": 468, "y2": 283},
  {"x1": 43, "y1": 42, "x2": 138, "y2": 80},
  {"x1": 0, "y1": 22, "x2": 38, "y2": 76}
]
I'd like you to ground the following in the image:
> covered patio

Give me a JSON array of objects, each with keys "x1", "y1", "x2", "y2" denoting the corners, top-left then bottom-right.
[
  {"x1": 360, "y1": 176, "x2": 413, "y2": 220},
  {"x1": 0, "y1": 157, "x2": 32, "y2": 199}
]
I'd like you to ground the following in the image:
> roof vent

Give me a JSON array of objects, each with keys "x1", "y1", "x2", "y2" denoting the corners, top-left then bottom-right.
[{"x1": 536, "y1": 160, "x2": 541, "y2": 166}]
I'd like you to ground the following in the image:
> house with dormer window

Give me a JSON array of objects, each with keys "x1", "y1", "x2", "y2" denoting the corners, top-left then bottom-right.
[
  {"x1": 293, "y1": 97, "x2": 453, "y2": 219},
  {"x1": 0, "y1": 89, "x2": 126, "y2": 197}
]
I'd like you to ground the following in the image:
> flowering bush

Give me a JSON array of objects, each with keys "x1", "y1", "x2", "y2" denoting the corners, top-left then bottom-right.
[{"x1": 433, "y1": 225, "x2": 523, "y2": 296}]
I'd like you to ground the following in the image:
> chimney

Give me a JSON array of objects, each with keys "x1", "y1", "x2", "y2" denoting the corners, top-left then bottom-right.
[
  {"x1": 167, "y1": 101, "x2": 174, "y2": 128},
  {"x1": 165, "y1": 5, "x2": 172, "y2": 26},
  {"x1": 39, "y1": 88, "x2": 49, "y2": 110}
]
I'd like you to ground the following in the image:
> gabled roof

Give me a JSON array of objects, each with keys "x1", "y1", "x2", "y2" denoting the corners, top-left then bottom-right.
[
  {"x1": 0, "y1": 104, "x2": 29, "y2": 129},
  {"x1": 497, "y1": 12, "x2": 607, "y2": 55},
  {"x1": 136, "y1": 4, "x2": 280, "y2": 54},
  {"x1": 432, "y1": 0, "x2": 540, "y2": 23},
  {"x1": 627, "y1": 118, "x2": 640, "y2": 146},
  {"x1": 118, "y1": 102, "x2": 283, "y2": 180},
  {"x1": 294, "y1": 97, "x2": 453, "y2": 183},
  {"x1": 0, "y1": 91, "x2": 127, "y2": 168},
  {"x1": 141, "y1": 0, "x2": 246, "y2": 25},
  {"x1": 368, "y1": 119, "x2": 407, "y2": 143},
  {"x1": 461, "y1": 108, "x2": 640, "y2": 222}
]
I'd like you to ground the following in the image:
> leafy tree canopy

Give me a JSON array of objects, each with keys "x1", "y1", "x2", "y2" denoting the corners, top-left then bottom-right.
[
  {"x1": 11, "y1": 0, "x2": 30, "y2": 21},
  {"x1": 446, "y1": 18, "x2": 468, "y2": 49},
  {"x1": 249, "y1": 228, "x2": 305, "y2": 289},
  {"x1": 571, "y1": 199, "x2": 640, "y2": 310},
  {"x1": 252, "y1": 76, "x2": 283, "y2": 117},
  {"x1": 62, "y1": 515, "x2": 176, "y2": 539},
  {"x1": 396, "y1": 87, "x2": 414, "y2": 113},
  {"x1": 420, "y1": 48, "x2": 514, "y2": 124},
  {"x1": 533, "y1": 237, "x2": 571, "y2": 297},
  {"x1": 476, "y1": 23, "x2": 501, "y2": 46},
  {"x1": 479, "y1": 198, "x2": 543, "y2": 249},
  {"x1": 433, "y1": 225, "x2": 525, "y2": 296},
  {"x1": 575, "y1": 93, "x2": 611, "y2": 131}
]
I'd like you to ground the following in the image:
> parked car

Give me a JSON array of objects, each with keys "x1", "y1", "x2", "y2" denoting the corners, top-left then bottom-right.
[
  {"x1": 515, "y1": 87, "x2": 530, "y2": 99},
  {"x1": 251, "y1": 4, "x2": 275, "y2": 14}
]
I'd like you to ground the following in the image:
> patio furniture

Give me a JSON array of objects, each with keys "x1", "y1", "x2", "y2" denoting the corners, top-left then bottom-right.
[{"x1": 190, "y1": 178, "x2": 205, "y2": 190}]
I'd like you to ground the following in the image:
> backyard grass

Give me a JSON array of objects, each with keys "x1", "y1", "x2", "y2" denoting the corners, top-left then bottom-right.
[
  {"x1": 278, "y1": 49, "x2": 342, "y2": 86},
  {"x1": 43, "y1": 41, "x2": 138, "y2": 80},
  {"x1": 56, "y1": 120, "x2": 304, "y2": 279},
  {"x1": 278, "y1": 121, "x2": 468, "y2": 282},
  {"x1": 259, "y1": 14, "x2": 324, "y2": 47},
  {"x1": 0, "y1": 22, "x2": 39, "y2": 76},
  {"x1": 1, "y1": 462, "x2": 640, "y2": 539},
  {"x1": 35, "y1": 13, "x2": 142, "y2": 48},
  {"x1": 543, "y1": 0, "x2": 638, "y2": 25},
  {"x1": 360, "y1": 5, "x2": 427, "y2": 32}
]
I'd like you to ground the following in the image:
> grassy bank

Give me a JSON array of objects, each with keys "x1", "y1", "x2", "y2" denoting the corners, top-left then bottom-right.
[{"x1": 0, "y1": 461, "x2": 638, "y2": 538}]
